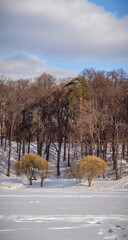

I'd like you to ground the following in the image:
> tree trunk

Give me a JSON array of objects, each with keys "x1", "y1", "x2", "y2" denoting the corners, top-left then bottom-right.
[
  {"x1": 0, "y1": 122, "x2": 3, "y2": 146},
  {"x1": 7, "y1": 138, "x2": 11, "y2": 177},
  {"x1": 40, "y1": 179, "x2": 43, "y2": 187},
  {"x1": 112, "y1": 116, "x2": 119, "y2": 180},
  {"x1": 97, "y1": 137, "x2": 101, "y2": 157},
  {"x1": 115, "y1": 145, "x2": 119, "y2": 180},
  {"x1": 80, "y1": 138, "x2": 83, "y2": 159},
  {"x1": 28, "y1": 139, "x2": 31, "y2": 154},
  {"x1": 22, "y1": 140, "x2": 25, "y2": 155},
  {"x1": 103, "y1": 142, "x2": 107, "y2": 161},
  {"x1": 29, "y1": 178, "x2": 32, "y2": 185},
  {"x1": 7, "y1": 126, "x2": 13, "y2": 177},
  {"x1": 68, "y1": 139, "x2": 71, "y2": 167},
  {"x1": 120, "y1": 151, "x2": 123, "y2": 179},
  {"x1": 84, "y1": 144, "x2": 88, "y2": 157},
  {"x1": 37, "y1": 134, "x2": 43, "y2": 156},
  {"x1": 88, "y1": 178, "x2": 92, "y2": 187},
  {"x1": 18, "y1": 141, "x2": 21, "y2": 161},
  {"x1": 96, "y1": 125, "x2": 102, "y2": 158},
  {"x1": 46, "y1": 141, "x2": 51, "y2": 161},
  {"x1": 57, "y1": 141, "x2": 62, "y2": 177},
  {"x1": 16, "y1": 141, "x2": 19, "y2": 153},
  {"x1": 38, "y1": 141, "x2": 43, "y2": 156},
  {"x1": 74, "y1": 142, "x2": 78, "y2": 160},
  {"x1": 89, "y1": 143, "x2": 93, "y2": 155},
  {"x1": 37, "y1": 135, "x2": 39, "y2": 155},
  {"x1": 17, "y1": 141, "x2": 21, "y2": 176},
  {"x1": 63, "y1": 136, "x2": 67, "y2": 161},
  {"x1": 4, "y1": 138, "x2": 7, "y2": 151},
  {"x1": 122, "y1": 143, "x2": 125, "y2": 159}
]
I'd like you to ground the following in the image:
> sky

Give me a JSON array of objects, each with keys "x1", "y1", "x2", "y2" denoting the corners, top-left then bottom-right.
[{"x1": 0, "y1": 0, "x2": 128, "y2": 80}]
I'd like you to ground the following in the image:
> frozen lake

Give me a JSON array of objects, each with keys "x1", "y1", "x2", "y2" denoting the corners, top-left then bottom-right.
[
  {"x1": 0, "y1": 141, "x2": 128, "y2": 239},
  {"x1": 0, "y1": 187, "x2": 128, "y2": 240}
]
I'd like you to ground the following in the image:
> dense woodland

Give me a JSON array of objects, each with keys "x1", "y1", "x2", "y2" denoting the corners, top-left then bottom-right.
[{"x1": 0, "y1": 68, "x2": 128, "y2": 180}]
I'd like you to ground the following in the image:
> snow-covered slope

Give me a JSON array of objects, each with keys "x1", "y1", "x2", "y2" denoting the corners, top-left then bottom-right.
[{"x1": 0, "y1": 141, "x2": 128, "y2": 190}]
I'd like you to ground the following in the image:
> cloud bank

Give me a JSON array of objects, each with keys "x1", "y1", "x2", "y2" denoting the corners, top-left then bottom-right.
[
  {"x1": 0, "y1": 0, "x2": 128, "y2": 61},
  {"x1": 0, "y1": 53, "x2": 77, "y2": 80}
]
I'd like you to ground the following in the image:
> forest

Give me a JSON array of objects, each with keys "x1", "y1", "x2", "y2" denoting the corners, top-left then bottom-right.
[{"x1": 0, "y1": 68, "x2": 128, "y2": 180}]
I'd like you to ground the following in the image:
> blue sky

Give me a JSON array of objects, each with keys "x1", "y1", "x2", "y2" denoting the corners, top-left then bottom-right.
[
  {"x1": 0, "y1": 0, "x2": 128, "y2": 79},
  {"x1": 89, "y1": 0, "x2": 128, "y2": 18}
]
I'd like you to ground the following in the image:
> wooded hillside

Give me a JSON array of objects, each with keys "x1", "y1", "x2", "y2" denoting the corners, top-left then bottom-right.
[{"x1": 0, "y1": 69, "x2": 128, "y2": 179}]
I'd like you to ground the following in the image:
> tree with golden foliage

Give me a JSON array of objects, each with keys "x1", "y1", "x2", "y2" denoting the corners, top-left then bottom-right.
[
  {"x1": 82, "y1": 156, "x2": 108, "y2": 178},
  {"x1": 15, "y1": 154, "x2": 49, "y2": 187},
  {"x1": 73, "y1": 156, "x2": 108, "y2": 186}
]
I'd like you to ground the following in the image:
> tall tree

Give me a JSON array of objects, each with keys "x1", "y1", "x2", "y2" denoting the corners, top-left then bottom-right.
[{"x1": 65, "y1": 76, "x2": 89, "y2": 158}]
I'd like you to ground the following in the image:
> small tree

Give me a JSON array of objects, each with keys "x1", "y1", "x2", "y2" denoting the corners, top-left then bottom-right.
[
  {"x1": 15, "y1": 154, "x2": 49, "y2": 186},
  {"x1": 73, "y1": 156, "x2": 108, "y2": 186},
  {"x1": 83, "y1": 160, "x2": 99, "y2": 186},
  {"x1": 82, "y1": 156, "x2": 108, "y2": 178}
]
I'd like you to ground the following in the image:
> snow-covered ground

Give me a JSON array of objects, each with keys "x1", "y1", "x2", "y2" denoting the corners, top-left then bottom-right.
[
  {"x1": 0, "y1": 187, "x2": 128, "y2": 240},
  {"x1": 0, "y1": 142, "x2": 128, "y2": 240}
]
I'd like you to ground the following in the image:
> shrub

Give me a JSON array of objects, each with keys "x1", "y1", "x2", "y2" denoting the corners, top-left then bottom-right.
[
  {"x1": 82, "y1": 160, "x2": 99, "y2": 186},
  {"x1": 15, "y1": 154, "x2": 49, "y2": 186},
  {"x1": 73, "y1": 156, "x2": 108, "y2": 186},
  {"x1": 82, "y1": 156, "x2": 108, "y2": 179}
]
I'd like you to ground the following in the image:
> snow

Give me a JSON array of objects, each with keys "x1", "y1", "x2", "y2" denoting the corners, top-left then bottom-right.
[
  {"x1": 0, "y1": 187, "x2": 128, "y2": 240},
  {"x1": 0, "y1": 142, "x2": 128, "y2": 240}
]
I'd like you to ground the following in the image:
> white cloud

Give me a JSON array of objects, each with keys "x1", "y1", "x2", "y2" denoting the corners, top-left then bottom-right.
[
  {"x1": 0, "y1": 53, "x2": 78, "y2": 80},
  {"x1": 0, "y1": 0, "x2": 128, "y2": 61}
]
